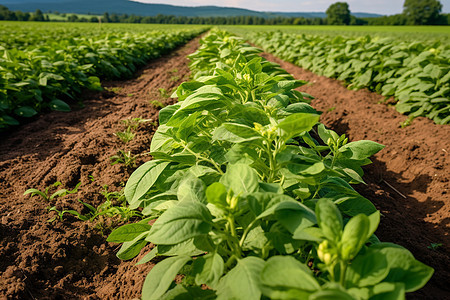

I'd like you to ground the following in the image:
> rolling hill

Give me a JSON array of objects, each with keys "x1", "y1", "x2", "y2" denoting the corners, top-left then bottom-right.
[{"x1": 0, "y1": 0, "x2": 382, "y2": 18}]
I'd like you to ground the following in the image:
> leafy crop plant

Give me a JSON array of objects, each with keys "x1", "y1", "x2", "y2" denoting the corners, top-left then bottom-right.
[{"x1": 108, "y1": 29, "x2": 433, "y2": 299}]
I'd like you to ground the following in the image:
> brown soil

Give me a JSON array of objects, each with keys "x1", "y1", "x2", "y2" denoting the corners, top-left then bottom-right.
[
  {"x1": 260, "y1": 52, "x2": 449, "y2": 299},
  {"x1": 0, "y1": 36, "x2": 201, "y2": 299},
  {"x1": 0, "y1": 33, "x2": 448, "y2": 300}
]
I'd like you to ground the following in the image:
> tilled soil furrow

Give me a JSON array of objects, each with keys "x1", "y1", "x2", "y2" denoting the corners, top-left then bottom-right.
[{"x1": 0, "y1": 36, "x2": 201, "y2": 299}]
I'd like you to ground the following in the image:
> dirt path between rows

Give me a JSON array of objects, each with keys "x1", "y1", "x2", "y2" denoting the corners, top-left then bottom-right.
[
  {"x1": 260, "y1": 53, "x2": 449, "y2": 299},
  {"x1": 0, "y1": 36, "x2": 201, "y2": 299}
]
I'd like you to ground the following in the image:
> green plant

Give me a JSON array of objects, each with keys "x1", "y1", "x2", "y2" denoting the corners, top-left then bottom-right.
[
  {"x1": 158, "y1": 88, "x2": 170, "y2": 99},
  {"x1": 114, "y1": 127, "x2": 135, "y2": 143},
  {"x1": 235, "y1": 29, "x2": 450, "y2": 124},
  {"x1": 427, "y1": 243, "x2": 442, "y2": 250},
  {"x1": 120, "y1": 117, "x2": 155, "y2": 131},
  {"x1": 47, "y1": 206, "x2": 88, "y2": 223},
  {"x1": 149, "y1": 99, "x2": 166, "y2": 109},
  {"x1": 105, "y1": 87, "x2": 122, "y2": 94},
  {"x1": 107, "y1": 30, "x2": 433, "y2": 299},
  {"x1": 0, "y1": 23, "x2": 207, "y2": 130},
  {"x1": 24, "y1": 181, "x2": 81, "y2": 201},
  {"x1": 110, "y1": 150, "x2": 137, "y2": 168},
  {"x1": 170, "y1": 75, "x2": 180, "y2": 82}
]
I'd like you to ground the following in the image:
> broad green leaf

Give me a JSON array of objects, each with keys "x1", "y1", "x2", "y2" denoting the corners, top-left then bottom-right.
[
  {"x1": 14, "y1": 106, "x2": 37, "y2": 118},
  {"x1": 158, "y1": 237, "x2": 207, "y2": 256},
  {"x1": 341, "y1": 214, "x2": 370, "y2": 260},
  {"x1": 142, "y1": 256, "x2": 192, "y2": 300},
  {"x1": 160, "y1": 284, "x2": 216, "y2": 300},
  {"x1": 220, "y1": 163, "x2": 259, "y2": 195},
  {"x1": 261, "y1": 256, "x2": 320, "y2": 293},
  {"x1": 247, "y1": 193, "x2": 295, "y2": 219},
  {"x1": 346, "y1": 248, "x2": 389, "y2": 287},
  {"x1": 212, "y1": 123, "x2": 262, "y2": 143},
  {"x1": 136, "y1": 247, "x2": 158, "y2": 266},
  {"x1": 371, "y1": 282, "x2": 405, "y2": 300},
  {"x1": 277, "y1": 113, "x2": 320, "y2": 139},
  {"x1": 339, "y1": 140, "x2": 385, "y2": 160},
  {"x1": 193, "y1": 252, "x2": 224, "y2": 288},
  {"x1": 146, "y1": 201, "x2": 212, "y2": 245},
  {"x1": 124, "y1": 160, "x2": 170, "y2": 208},
  {"x1": 49, "y1": 99, "x2": 71, "y2": 112},
  {"x1": 309, "y1": 289, "x2": 355, "y2": 300},
  {"x1": 107, "y1": 223, "x2": 152, "y2": 243},
  {"x1": 316, "y1": 199, "x2": 343, "y2": 242},
  {"x1": 216, "y1": 257, "x2": 265, "y2": 300},
  {"x1": 371, "y1": 243, "x2": 434, "y2": 292},
  {"x1": 275, "y1": 201, "x2": 317, "y2": 235},
  {"x1": 177, "y1": 177, "x2": 206, "y2": 203},
  {"x1": 116, "y1": 232, "x2": 148, "y2": 260},
  {"x1": 205, "y1": 182, "x2": 228, "y2": 207}
]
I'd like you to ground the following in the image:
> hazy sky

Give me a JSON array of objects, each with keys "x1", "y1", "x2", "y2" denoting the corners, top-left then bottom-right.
[{"x1": 134, "y1": 0, "x2": 450, "y2": 15}]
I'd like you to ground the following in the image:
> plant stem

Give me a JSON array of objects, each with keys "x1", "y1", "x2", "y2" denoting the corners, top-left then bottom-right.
[
  {"x1": 239, "y1": 219, "x2": 258, "y2": 247},
  {"x1": 340, "y1": 261, "x2": 348, "y2": 287}
]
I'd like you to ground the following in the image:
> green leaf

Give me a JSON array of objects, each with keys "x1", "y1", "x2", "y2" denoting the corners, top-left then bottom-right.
[
  {"x1": 205, "y1": 182, "x2": 228, "y2": 207},
  {"x1": 346, "y1": 248, "x2": 389, "y2": 287},
  {"x1": 261, "y1": 256, "x2": 320, "y2": 297},
  {"x1": 14, "y1": 106, "x2": 37, "y2": 118},
  {"x1": 124, "y1": 160, "x2": 170, "y2": 208},
  {"x1": 193, "y1": 252, "x2": 224, "y2": 288},
  {"x1": 216, "y1": 257, "x2": 265, "y2": 300},
  {"x1": 49, "y1": 99, "x2": 71, "y2": 112},
  {"x1": 275, "y1": 201, "x2": 317, "y2": 235},
  {"x1": 339, "y1": 140, "x2": 385, "y2": 160},
  {"x1": 116, "y1": 232, "x2": 148, "y2": 260},
  {"x1": 177, "y1": 177, "x2": 206, "y2": 203},
  {"x1": 341, "y1": 214, "x2": 370, "y2": 260},
  {"x1": 212, "y1": 123, "x2": 262, "y2": 143},
  {"x1": 136, "y1": 247, "x2": 158, "y2": 266},
  {"x1": 371, "y1": 243, "x2": 434, "y2": 292},
  {"x1": 146, "y1": 201, "x2": 212, "y2": 245},
  {"x1": 220, "y1": 163, "x2": 259, "y2": 195},
  {"x1": 247, "y1": 193, "x2": 295, "y2": 219},
  {"x1": 370, "y1": 282, "x2": 405, "y2": 300},
  {"x1": 160, "y1": 285, "x2": 216, "y2": 300},
  {"x1": 142, "y1": 256, "x2": 192, "y2": 300},
  {"x1": 107, "y1": 223, "x2": 152, "y2": 243},
  {"x1": 316, "y1": 199, "x2": 343, "y2": 242},
  {"x1": 277, "y1": 113, "x2": 320, "y2": 139},
  {"x1": 309, "y1": 289, "x2": 355, "y2": 300}
]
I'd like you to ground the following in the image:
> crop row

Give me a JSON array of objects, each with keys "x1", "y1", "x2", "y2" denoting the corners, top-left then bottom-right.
[
  {"x1": 0, "y1": 25, "x2": 206, "y2": 130},
  {"x1": 232, "y1": 30, "x2": 450, "y2": 125},
  {"x1": 108, "y1": 29, "x2": 433, "y2": 299}
]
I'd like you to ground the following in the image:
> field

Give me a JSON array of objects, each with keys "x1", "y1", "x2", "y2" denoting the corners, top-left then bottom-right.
[{"x1": 0, "y1": 22, "x2": 449, "y2": 299}]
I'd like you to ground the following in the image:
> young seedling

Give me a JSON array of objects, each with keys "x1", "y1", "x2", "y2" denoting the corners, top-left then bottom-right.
[
  {"x1": 149, "y1": 99, "x2": 166, "y2": 109},
  {"x1": 114, "y1": 128, "x2": 135, "y2": 143},
  {"x1": 24, "y1": 182, "x2": 81, "y2": 201},
  {"x1": 158, "y1": 88, "x2": 170, "y2": 99},
  {"x1": 110, "y1": 150, "x2": 137, "y2": 168},
  {"x1": 428, "y1": 243, "x2": 442, "y2": 250}
]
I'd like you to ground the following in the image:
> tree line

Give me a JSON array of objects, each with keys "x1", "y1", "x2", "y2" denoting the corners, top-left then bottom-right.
[{"x1": 1, "y1": 0, "x2": 449, "y2": 26}]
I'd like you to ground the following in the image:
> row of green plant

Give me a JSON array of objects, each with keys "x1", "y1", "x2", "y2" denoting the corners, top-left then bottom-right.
[
  {"x1": 0, "y1": 23, "x2": 206, "y2": 130},
  {"x1": 231, "y1": 29, "x2": 450, "y2": 125},
  {"x1": 107, "y1": 29, "x2": 433, "y2": 299}
]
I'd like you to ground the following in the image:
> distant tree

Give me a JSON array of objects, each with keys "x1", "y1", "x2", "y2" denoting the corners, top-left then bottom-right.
[
  {"x1": 403, "y1": 0, "x2": 442, "y2": 25},
  {"x1": 67, "y1": 14, "x2": 79, "y2": 22},
  {"x1": 31, "y1": 9, "x2": 45, "y2": 21},
  {"x1": 326, "y1": 2, "x2": 351, "y2": 25},
  {"x1": 102, "y1": 12, "x2": 110, "y2": 23}
]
